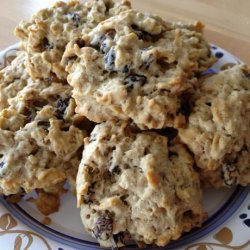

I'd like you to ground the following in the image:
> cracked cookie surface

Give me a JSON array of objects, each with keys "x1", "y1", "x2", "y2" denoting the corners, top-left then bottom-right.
[
  {"x1": 0, "y1": 53, "x2": 88, "y2": 195},
  {"x1": 15, "y1": 0, "x2": 131, "y2": 80},
  {"x1": 64, "y1": 9, "x2": 215, "y2": 129},
  {"x1": 179, "y1": 65, "x2": 250, "y2": 187},
  {"x1": 76, "y1": 121, "x2": 205, "y2": 247}
]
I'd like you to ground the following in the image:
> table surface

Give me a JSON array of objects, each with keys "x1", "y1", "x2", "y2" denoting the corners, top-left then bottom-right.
[{"x1": 0, "y1": 0, "x2": 249, "y2": 65}]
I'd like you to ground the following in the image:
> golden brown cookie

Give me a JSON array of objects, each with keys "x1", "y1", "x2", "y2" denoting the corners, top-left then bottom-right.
[
  {"x1": 0, "y1": 53, "x2": 88, "y2": 195},
  {"x1": 76, "y1": 121, "x2": 205, "y2": 247},
  {"x1": 64, "y1": 9, "x2": 215, "y2": 129},
  {"x1": 179, "y1": 65, "x2": 250, "y2": 187},
  {"x1": 15, "y1": 0, "x2": 131, "y2": 80}
]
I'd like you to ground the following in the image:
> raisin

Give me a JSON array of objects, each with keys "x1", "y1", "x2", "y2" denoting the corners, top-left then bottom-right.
[
  {"x1": 64, "y1": 55, "x2": 78, "y2": 66},
  {"x1": 100, "y1": 41, "x2": 107, "y2": 54},
  {"x1": 168, "y1": 151, "x2": 178, "y2": 157},
  {"x1": 61, "y1": 126, "x2": 70, "y2": 132},
  {"x1": 131, "y1": 24, "x2": 152, "y2": 41},
  {"x1": 183, "y1": 210, "x2": 194, "y2": 218},
  {"x1": 88, "y1": 183, "x2": 96, "y2": 195},
  {"x1": 37, "y1": 120, "x2": 50, "y2": 131},
  {"x1": 120, "y1": 195, "x2": 129, "y2": 205},
  {"x1": 207, "y1": 49, "x2": 212, "y2": 57},
  {"x1": 178, "y1": 93, "x2": 193, "y2": 117},
  {"x1": 93, "y1": 214, "x2": 113, "y2": 241},
  {"x1": 157, "y1": 58, "x2": 170, "y2": 71},
  {"x1": 155, "y1": 127, "x2": 178, "y2": 141},
  {"x1": 141, "y1": 55, "x2": 154, "y2": 70},
  {"x1": 221, "y1": 162, "x2": 239, "y2": 186},
  {"x1": 83, "y1": 182, "x2": 95, "y2": 203},
  {"x1": 71, "y1": 13, "x2": 80, "y2": 27},
  {"x1": 99, "y1": 35, "x2": 113, "y2": 54},
  {"x1": 39, "y1": 38, "x2": 53, "y2": 51},
  {"x1": 124, "y1": 73, "x2": 147, "y2": 90},
  {"x1": 83, "y1": 197, "x2": 93, "y2": 204},
  {"x1": 32, "y1": 99, "x2": 48, "y2": 108},
  {"x1": 104, "y1": 47, "x2": 116, "y2": 71},
  {"x1": 105, "y1": 29, "x2": 116, "y2": 39},
  {"x1": 121, "y1": 64, "x2": 130, "y2": 73},
  {"x1": 73, "y1": 116, "x2": 96, "y2": 134},
  {"x1": 83, "y1": 182, "x2": 96, "y2": 204},
  {"x1": 75, "y1": 38, "x2": 85, "y2": 48},
  {"x1": 0, "y1": 161, "x2": 4, "y2": 168},
  {"x1": 89, "y1": 43, "x2": 100, "y2": 51},
  {"x1": 104, "y1": 170, "x2": 112, "y2": 179},
  {"x1": 132, "y1": 25, "x2": 162, "y2": 42},
  {"x1": 104, "y1": 1, "x2": 112, "y2": 12},
  {"x1": 23, "y1": 107, "x2": 36, "y2": 122},
  {"x1": 24, "y1": 100, "x2": 47, "y2": 118},
  {"x1": 100, "y1": 37, "x2": 113, "y2": 54},
  {"x1": 36, "y1": 37, "x2": 54, "y2": 52},
  {"x1": 111, "y1": 166, "x2": 121, "y2": 175},
  {"x1": 92, "y1": 29, "x2": 116, "y2": 53},
  {"x1": 87, "y1": 166, "x2": 100, "y2": 175},
  {"x1": 127, "y1": 123, "x2": 141, "y2": 133},
  {"x1": 179, "y1": 102, "x2": 191, "y2": 116},
  {"x1": 113, "y1": 231, "x2": 130, "y2": 246},
  {"x1": 56, "y1": 97, "x2": 70, "y2": 119},
  {"x1": 45, "y1": 73, "x2": 61, "y2": 83},
  {"x1": 143, "y1": 147, "x2": 150, "y2": 156}
]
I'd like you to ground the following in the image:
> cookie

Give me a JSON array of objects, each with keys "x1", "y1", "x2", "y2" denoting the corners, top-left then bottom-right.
[
  {"x1": 0, "y1": 107, "x2": 86, "y2": 195},
  {"x1": 15, "y1": 0, "x2": 131, "y2": 80},
  {"x1": 64, "y1": 9, "x2": 215, "y2": 129},
  {"x1": 0, "y1": 53, "x2": 89, "y2": 195},
  {"x1": 76, "y1": 121, "x2": 205, "y2": 247},
  {"x1": 179, "y1": 65, "x2": 250, "y2": 187},
  {"x1": 0, "y1": 52, "x2": 29, "y2": 111},
  {"x1": 1, "y1": 52, "x2": 74, "y2": 122}
]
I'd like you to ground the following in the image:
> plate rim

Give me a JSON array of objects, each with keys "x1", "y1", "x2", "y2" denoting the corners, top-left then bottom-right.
[
  {"x1": 1, "y1": 186, "x2": 249, "y2": 250},
  {"x1": 0, "y1": 43, "x2": 249, "y2": 250}
]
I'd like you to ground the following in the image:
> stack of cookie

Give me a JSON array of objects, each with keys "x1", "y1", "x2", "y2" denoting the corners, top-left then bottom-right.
[
  {"x1": 0, "y1": 0, "x2": 249, "y2": 248},
  {"x1": 0, "y1": 0, "x2": 130, "y2": 195}
]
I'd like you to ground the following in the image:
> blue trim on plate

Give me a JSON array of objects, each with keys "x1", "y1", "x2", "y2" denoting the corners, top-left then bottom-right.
[{"x1": 1, "y1": 187, "x2": 249, "y2": 250}]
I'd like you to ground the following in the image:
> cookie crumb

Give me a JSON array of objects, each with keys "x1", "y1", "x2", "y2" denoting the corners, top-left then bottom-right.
[
  {"x1": 26, "y1": 197, "x2": 35, "y2": 203},
  {"x1": 34, "y1": 190, "x2": 61, "y2": 216},
  {"x1": 42, "y1": 217, "x2": 52, "y2": 225}
]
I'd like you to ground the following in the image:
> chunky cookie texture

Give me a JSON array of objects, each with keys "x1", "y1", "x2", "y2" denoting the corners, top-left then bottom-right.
[
  {"x1": 1, "y1": 52, "x2": 76, "y2": 122},
  {"x1": 0, "y1": 53, "x2": 88, "y2": 195},
  {"x1": 0, "y1": 52, "x2": 29, "y2": 111},
  {"x1": 179, "y1": 65, "x2": 250, "y2": 187},
  {"x1": 15, "y1": 0, "x2": 131, "y2": 80},
  {"x1": 64, "y1": 9, "x2": 215, "y2": 129},
  {"x1": 77, "y1": 121, "x2": 205, "y2": 247},
  {"x1": 0, "y1": 109, "x2": 85, "y2": 195}
]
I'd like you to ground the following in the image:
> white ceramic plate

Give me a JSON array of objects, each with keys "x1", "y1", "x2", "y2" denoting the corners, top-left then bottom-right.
[{"x1": 0, "y1": 44, "x2": 249, "y2": 250}]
